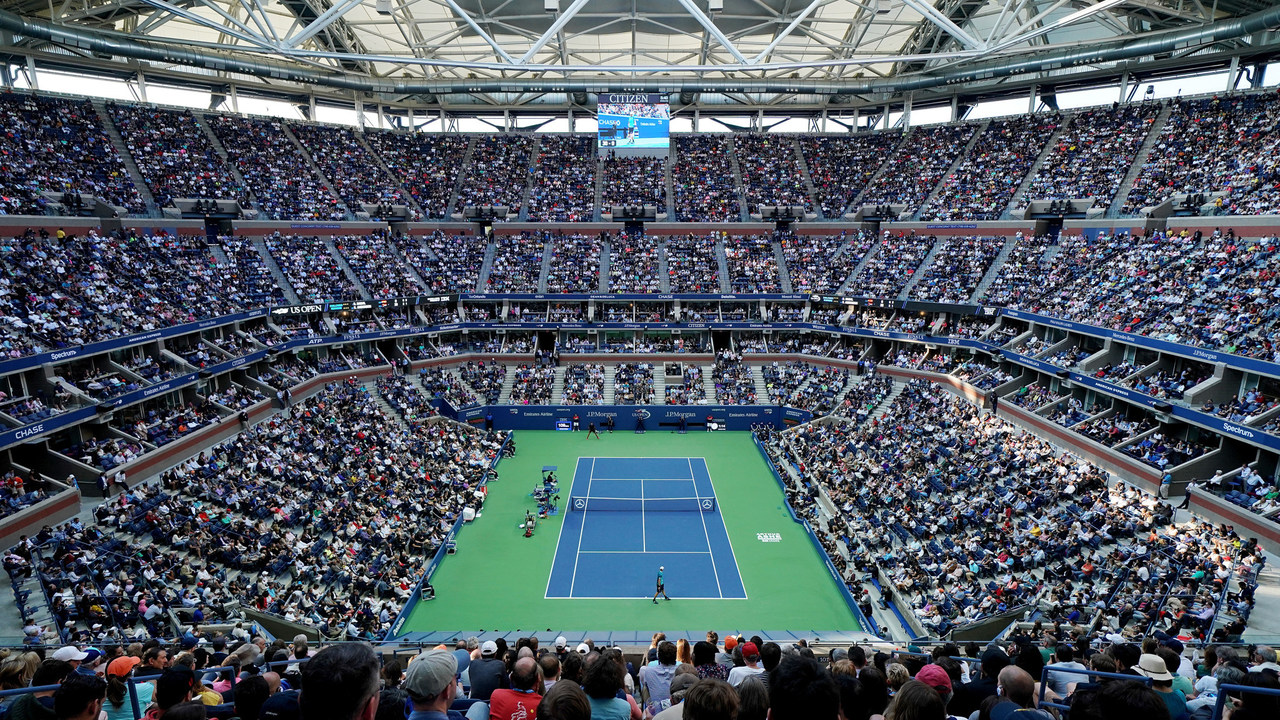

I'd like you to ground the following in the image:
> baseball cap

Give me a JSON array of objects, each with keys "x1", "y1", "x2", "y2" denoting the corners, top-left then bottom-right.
[
  {"x1": 52, "y1": 646, "x2": 88, "y2": 662},
  {"x1": 741, "y1": 642, "x2": 759, "y2": 659},
  {"x1": 82, "y1": 649, "x2": 103, "y2": 665},
  {"x1": 107, "y1": 656, "x2": 141, "y2": 678},
  {"x1": 555, "y1": 636, "x2": 568, "y2": 650},
  {"x1": 403, "y1": 649, "x2": 458, "y2": 699},
  {"x1": 260, "y1": 690, "x2": 300, "y2": 720},
  {"x1": 670, "y1": 674, "x2": 699, "y2": 694},
  {"x1": 724, "y1": 636, "x2": 737, "y2": 651},
  {"x1": 576, "y1": 643, "x2": 590, "y2": 654},
  {"x1": 481, "y1": 641, "x2": 498, "y2": 657},
  {"x1": 915, "y1": 664, "x2": 952, "y2": 693},
  {"x1": 659, "y1": 566, "x2": 664, "y2": 571}
]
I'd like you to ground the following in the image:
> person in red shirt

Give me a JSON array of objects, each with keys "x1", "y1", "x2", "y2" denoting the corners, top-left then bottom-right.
[{"x1": 488, "y1": 657, "x2": 542, "y2": 720}]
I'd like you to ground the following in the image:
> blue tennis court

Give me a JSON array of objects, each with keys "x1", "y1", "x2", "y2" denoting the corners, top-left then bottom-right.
[{"x1": 546, "y1": 457, "x2": 747, "y2": 599}]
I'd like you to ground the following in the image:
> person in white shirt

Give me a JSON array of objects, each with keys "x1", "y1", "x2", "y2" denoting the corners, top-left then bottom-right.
[
  {"x1": 1045, "y1": 644, "x2": 1088, "y2": 697},
  {"x1": 727, "y1": 642, "x2": 765, "y2": 687}
]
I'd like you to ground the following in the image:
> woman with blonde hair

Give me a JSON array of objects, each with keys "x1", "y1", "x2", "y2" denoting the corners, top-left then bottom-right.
[{"x1": 676, "y1": 639, "x2": 693, "y2": 666}]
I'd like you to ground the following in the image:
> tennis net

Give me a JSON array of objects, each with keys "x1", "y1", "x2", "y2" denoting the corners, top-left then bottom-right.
[{"x1": 568, "y1": 496, "x2": 716, "y2": 513}]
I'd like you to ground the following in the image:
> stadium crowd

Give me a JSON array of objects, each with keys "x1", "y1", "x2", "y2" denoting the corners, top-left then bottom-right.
[
  {"x1": 108, "y1": 103, "x2": 248, "y2": 209},
  {"x1": 207, "y1": 115, "x2": 345, "y2": 222},
  {"x1": 527, "y1": 136, "x2": 596, "y2": 222}
]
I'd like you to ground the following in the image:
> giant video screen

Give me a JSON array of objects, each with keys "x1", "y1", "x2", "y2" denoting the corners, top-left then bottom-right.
[{"x1": 597, "y1": 93, "x2": 669, "y2": 154}]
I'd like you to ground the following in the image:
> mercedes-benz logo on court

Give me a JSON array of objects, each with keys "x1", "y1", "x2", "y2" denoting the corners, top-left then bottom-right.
[
  {"x1": 575, "y1": 498, "x2": 587, "y2": 509},
  {"x1": 701, "y1": 499, "x2": 713, "y2": 509}
]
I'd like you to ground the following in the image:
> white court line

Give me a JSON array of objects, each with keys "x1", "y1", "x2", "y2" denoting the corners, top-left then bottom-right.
[
  {"x1": 690, "y1": 457, "x2": 724, "y2": 599},
  {"x1": 567, "y1": 457, "x2": 595, "y2": 598},
  {"x1": 641, "y1": 470, "x2": 647, "y2": 552},
  {"x1": 564, "y1": 596, "x2": 749, "y2": 601},
  {"x1": 577, "y1": 550, "x2": 711, "y2": 554},
  {"x1": 699, "y1": 457, "x2": 749, "y2": 600},
  {"x1": 543, "y1": 455, "x2": 582, "y2": 600}
]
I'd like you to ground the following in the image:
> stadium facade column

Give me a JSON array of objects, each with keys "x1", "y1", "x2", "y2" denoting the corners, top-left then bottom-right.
[
  {"x1": 356, "y1": 95, "x2": 365, "y2": 129},
  {"x1": 1226, "y1": 57, "x2": 1240, "y2": 91},
  {"x1": 902, "y1": 94, "x2": 912, "y2": 128},
  {"x1": 882, "y1": 103, "x2": 890, "y2": 130},
  {"x1": 229, "y1": 84, "x2": 240, "y2": 114},
  {"x1": 1119, "y1": 72, "x2": 1130, "y2": 104},
  {"x1": 949, "y1": 96, "x2": 958, "y2": 122},
  {"x1": 25, "y1": 54, "x2": 36, "y2": 90},
  {"x1": 136, "y1": 69, "x2": 148, "y2": 104},
  {"x1": 1028, "y1": 84, "x2": 1037, "y2": 114}
]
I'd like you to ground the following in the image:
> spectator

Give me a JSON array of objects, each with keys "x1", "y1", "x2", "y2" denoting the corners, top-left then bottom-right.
[
  {"x1": 300, "y1": 644, "x2": 381, "y2": 720},
  {"x1": 488, "y1": 657, "x2": 542, "y2": 720},
  {"x1": 53, "y1": 674, "x2": 107, "y2": 720},
  {"x1": 402, "y1": 648, "x2": 460, "y2": 720},
  {"x1": 766, "y1": 656, "x2": 837, "y2": 720}
]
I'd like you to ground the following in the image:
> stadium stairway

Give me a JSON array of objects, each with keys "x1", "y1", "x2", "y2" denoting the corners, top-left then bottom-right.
[
  {"x1": 714, "y1": 238, "x2": 732, "y2": 293},
  {"x1": 773, "y1": 240, "x2": 793, "y2": 293},
  {"x1": 701, "y1": 364, "x2": 716, "y2": 400},
  {"x1": 915, "y1": 119, "x2": 990, "y2": 220},
  {"x1": 604, "y1": 366, "x2": 616, "y2": 404},
  {"x1": 550, "y1": 366, "x2": 566, "y2": 404},
  {"x1": 445, "y1": 136, "x2": 477, "y2": 218},
  {"x1": 652, "y1": 368, "x2": 665, "y2": 399},
  {"x1": 90, "y1": 99, "x2": 159, "y2": 216},
  {"x1": 968, "y1": 235, "x2": 1021, "y2": 303},
  {"x1": 726, "y1": 138, "x2": 751, "y2": 223},
  {"x1": 252, "y1": 236, "x2": 303, "y2": 304},
  {"x1": 193, "y1": 113, "x2": 258, "y2": 210},
  {"x1": 280, "y1": 123, "x2": 354, "y2": 220},
  {"x1": 593, "y1": 155, "x2": 605, "y2": 222},
  {"x1": 353, "y1": 131, "x2": 427, "y2": 219},
  {"x1": 1108, "y1": 102, "x2": 1175, "y2": 218},
  {"x1": 389, "y1": 237, "x2": 433, "y2": 291},
  {"x1": 476, "y1": 241, "x2": 497, "y2": 292},
  {"x1": 867, "y1": 379, "x2": 905, "y2": 423},
  {"x1": 847, "y1": 136, "x2": 905, "y2": 214},
  {"x1": 835, "y1": 235, "x2": 884, "y2": 295},
  {"x1": 790, "y1": 137, "x2": 823, "y2": 220},
  {"x1": 597, "y1": 239, "x2": 610, "y2": 293},
  {"x1": 537, "y1": 240, "x2": 553, "y2": 293},
  {"x1": 896, "y1": 237, "x2": 946, "y2": 300},
  {"x1": 1003, "y1": 120, "x2": 1071, "y2": 217},
  {"x1": 517, "y1": 137, "x2": 542, "y2": 222},
  {"x1": 657, "y1": 241, "x2": 672, "y2": 292},
  {"x1": 324, "y1": 237, "x2": 374, "y2": 300},
  {"x1": 663, "y1": 154, "x2": 677, "y2": 219},
  {"x1": 752, "y1": 364, "x2": 770, "y2": 403}
]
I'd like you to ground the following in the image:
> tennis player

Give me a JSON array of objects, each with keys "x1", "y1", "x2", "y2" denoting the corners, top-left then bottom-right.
[{"x1": 652, "y1": 565, "x2": 670, "y2": 604}]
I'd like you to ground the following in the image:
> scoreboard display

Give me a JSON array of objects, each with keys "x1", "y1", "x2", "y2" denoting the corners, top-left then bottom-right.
[{"x1": 597, "y1": 93, "x2": 669, "y2": 154}]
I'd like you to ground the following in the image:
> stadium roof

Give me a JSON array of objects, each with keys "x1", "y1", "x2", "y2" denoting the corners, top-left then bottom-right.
[{"x1": 2, "y1": 1, "x2": 1280, "y2": 109}]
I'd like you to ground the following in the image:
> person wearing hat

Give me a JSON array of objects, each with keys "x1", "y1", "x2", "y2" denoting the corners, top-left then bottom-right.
[
  {"x1": 1135, "y1": 653, "x2": 1188, "y2": 720},
  {"x1": 73, "y1": 650, "x2": 104, "y2": 678},
  {"x1": 651, "y1": 672, "x2": 699, "y2": 720},
  {"x1": 652, "y1": 566, "x2": 670, "y2": 604},
  {"x1": 726, "y1": 643, "x2": 764, "y2": 687},
  {"x1": 553, "y1": 637, "x2": 570, "y2": 663},
  {"x1": 51, "y1": 647, "x2": 88, "y2": 670},
  {"x1": 402, "y1": 649, "x2": 462, "y2": 720},
  {"x1": 467, "y1": 642, "x2": 509, "y2": 702},
  {"x1": 103, "y1": 655, "x2": 153, "y2": 720}
]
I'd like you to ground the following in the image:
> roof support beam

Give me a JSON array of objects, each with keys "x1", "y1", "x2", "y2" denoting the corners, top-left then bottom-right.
[
  {"x1": 675, "y1": 0, "x2": 749, "y2": 64},
  {"x1": 518, "y1": 0, "x2": 591, "y2": 64},
  {"x1": 442, "y1": 0, "x2": 516, "y2": 64},
  {"x1": 901, "y1": 0, "x2": 985, "y2": 51},
  {"x1": 750, "y1": 0, "x2": 829, "y2": 65},
  {"x1": 135, "y1": 0, "x2": 277, "y2": 50},
  {"x1": 285, "y1": 0, "x2": 366, "y2": 49}
]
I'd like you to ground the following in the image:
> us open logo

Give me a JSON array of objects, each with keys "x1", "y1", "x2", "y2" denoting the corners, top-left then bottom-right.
[
  {"x1": 633, "y1": 409, "x2": 651, "y2": 420},
  {"x1": 757, "y1": 533, "x2": 781, "y2": 543}
]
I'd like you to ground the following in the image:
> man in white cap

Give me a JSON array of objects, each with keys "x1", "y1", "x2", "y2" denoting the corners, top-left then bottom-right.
[
  {"x1": 652, "y1": 565, "x2": 669, "y2": 604},
  {"x1": 467, "y1": 641, "x2": 509, "y2": 702},
  {"x1": 403, "y1": 649, "x2": 460, "y2": 720},
  {"x1": 554, "y1": 636, "x2": 569, "y2": 662},
  {"x1": 52, "y1": 646, "x2": 89, "y2": 669}
]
